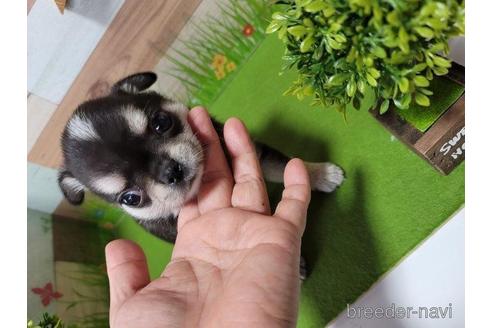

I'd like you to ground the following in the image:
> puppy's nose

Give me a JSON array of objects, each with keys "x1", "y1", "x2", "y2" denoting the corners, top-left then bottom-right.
[{"x1": 162, "y1": 160, "x2": 184, "y2": 185}]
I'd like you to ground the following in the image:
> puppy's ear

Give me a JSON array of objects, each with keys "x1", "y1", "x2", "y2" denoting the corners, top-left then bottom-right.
[
  {"x1": 112, "y1": 72, "x2": 157, "y2": 95},
  {"x1": 58, "y1": 170, "x2": 85, "y2": 205}
]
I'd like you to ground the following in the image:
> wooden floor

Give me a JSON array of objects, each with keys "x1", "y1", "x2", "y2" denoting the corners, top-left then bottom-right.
[
  {"x1": 28, "y1": 0, "x2": 203, "y2": 169},
  {"x1": 27, "y1": 0, "x2": 36, "y2": 14}
]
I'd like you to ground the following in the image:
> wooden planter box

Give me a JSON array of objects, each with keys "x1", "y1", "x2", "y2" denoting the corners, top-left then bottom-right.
[{"x1": 371, "y1": 63, "x2": 465, "y2": 175}]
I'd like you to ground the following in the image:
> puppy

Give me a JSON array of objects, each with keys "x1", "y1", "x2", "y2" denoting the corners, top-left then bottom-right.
[{"x1": 58, "y1": 72, "x2": 344, "y2": 244}]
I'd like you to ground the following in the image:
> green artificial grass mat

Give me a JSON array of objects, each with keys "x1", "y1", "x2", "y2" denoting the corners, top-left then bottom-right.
[
  {"x1": 89, "y1": 34, "x2": 464, "y2": 327},
  {"x1": 205, "y1": 35, "x2": 464, "y2": 327},
  {"x1": 396, "y1": 76, "x2": 464, "y2": 132}
]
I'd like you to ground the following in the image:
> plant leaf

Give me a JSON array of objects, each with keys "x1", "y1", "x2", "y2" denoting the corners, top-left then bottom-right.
[
  {"x1": 305, "y1": 0, "x2": 328, "y2": 13},
  {"x1": 368, "y1": 68, "x2": 380, "y2": 79},
  {"x1": 373, "y1": 46, "x2": 387, "y2": 58},
  {"x1": 266, "y1": 21, "x2": 282, "y2": 34},
  {"x1": 415, "y1": 93, "x2": 430, "y2": 106},
  {"x1": 379, "y1": 99, "x2": 390, "y2": 114},
  {"x1": 328, "y1": 73, "x2": 348, "y2": 86},
  {"x1": 433, "y1": 56, "x2": 452, "y2": 68},
  {"x1": 357, "y1": 80, "x2": 366, "y2": 94},
  {"x1": 398, "y1": 77, "x2": 410, "y2": 93},
  {"x1": 346, "y1": 79, "x2": 356, "y2": 97},
  {"x1": 433, "y1": 66, "x2": 449, "y2": 76},
  {"x1": 415, "y1": 26, "x2": 434, "y2": 39},
  {"x1": 300, "y1": 36, "x2": 314, "y2": 52},
  {"x1": 287, "y1": 25, "x2": 307, "y2": 38},
  {"x1": 366, "y1": 73, "x2": 378, "y2": 87},
  {"x1": 353, "y1": 96, "x2": 361, "y2": 110},
  {"x1": 414, "y1": 75, "x2": 430, "y2": 87},
  {"x1": 413, "y1": 63, "x2": 427, "y2": 72}
]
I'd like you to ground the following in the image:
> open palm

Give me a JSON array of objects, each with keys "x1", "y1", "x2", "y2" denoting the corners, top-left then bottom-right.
[{"x1": 106, "y1": 107, "x2": 311, "y2": 328}]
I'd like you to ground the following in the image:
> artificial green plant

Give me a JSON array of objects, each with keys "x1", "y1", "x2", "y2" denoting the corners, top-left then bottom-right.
[
  {"x1": 27, "y1": 313, "x2": 76, "y2": 328},
  {"x1": 266, "y1": 0, "x2": 465, "y2": 114}
]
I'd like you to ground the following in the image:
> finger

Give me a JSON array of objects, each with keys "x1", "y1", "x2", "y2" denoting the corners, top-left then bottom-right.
[
  {"x1": 187, "y1": 107, "x2": 233, "y2": 216},
  {"x1": 224, "y1": 118, "x2": 270, "y2": 214},
  {"x1": 274, "y1": 158, "x2": 311, "y2": 234},
  {"x1": 105, "y1": 240, "x2": 150, "y2": 323}
]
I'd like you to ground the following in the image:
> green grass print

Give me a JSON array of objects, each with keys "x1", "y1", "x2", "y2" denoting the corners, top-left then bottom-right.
[{"x1": 165, "y1": 0, "x2": 273, "y2": 106}]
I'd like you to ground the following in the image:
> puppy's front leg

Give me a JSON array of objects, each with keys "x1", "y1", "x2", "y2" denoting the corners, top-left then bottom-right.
[
  {"x1": 255, "y1": 142, "x2": 344, "y2": 193},
  {"x1": 256, "y1": 142, "x2": 343, "y2": 280}
]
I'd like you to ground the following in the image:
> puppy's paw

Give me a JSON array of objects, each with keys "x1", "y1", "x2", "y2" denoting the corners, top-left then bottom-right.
[{"x1": 305, "y1": 162, "x2": 344, "y2": 193}]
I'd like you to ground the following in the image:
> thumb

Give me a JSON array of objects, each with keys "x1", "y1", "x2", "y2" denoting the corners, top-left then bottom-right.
[
  {"x1": 105, "y1": 239, "x2": 150, "y2": 321},
  {"x1": 274, "y1": 158, "x2": 311, "y2": 235}
]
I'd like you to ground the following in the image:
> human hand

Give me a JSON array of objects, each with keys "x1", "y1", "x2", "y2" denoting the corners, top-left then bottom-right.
[{"x1": 105, "y1": 107, "x2": 312, "y2": 327}]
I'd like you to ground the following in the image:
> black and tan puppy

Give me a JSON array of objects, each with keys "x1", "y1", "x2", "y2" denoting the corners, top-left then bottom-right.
[{"x1": 58, "y1": 72, "x2": 344, "y2": 243}]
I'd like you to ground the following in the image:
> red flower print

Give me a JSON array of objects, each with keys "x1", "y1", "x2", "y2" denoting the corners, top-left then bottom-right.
[
  {"x1": 242, "y1": 24, "x2": 254, "y2": 37},
  {"x1": 31, "y1": 282, "x2": 63, "y2": 306}
]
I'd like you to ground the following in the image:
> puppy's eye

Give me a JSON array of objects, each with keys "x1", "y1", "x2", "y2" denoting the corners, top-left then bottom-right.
[
  {"x1": 151, "y1": 112, "x2": 173, "y2": 134},
  {"x1": 118, "y1": 189, "x2": 143, "y2": 207}
]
